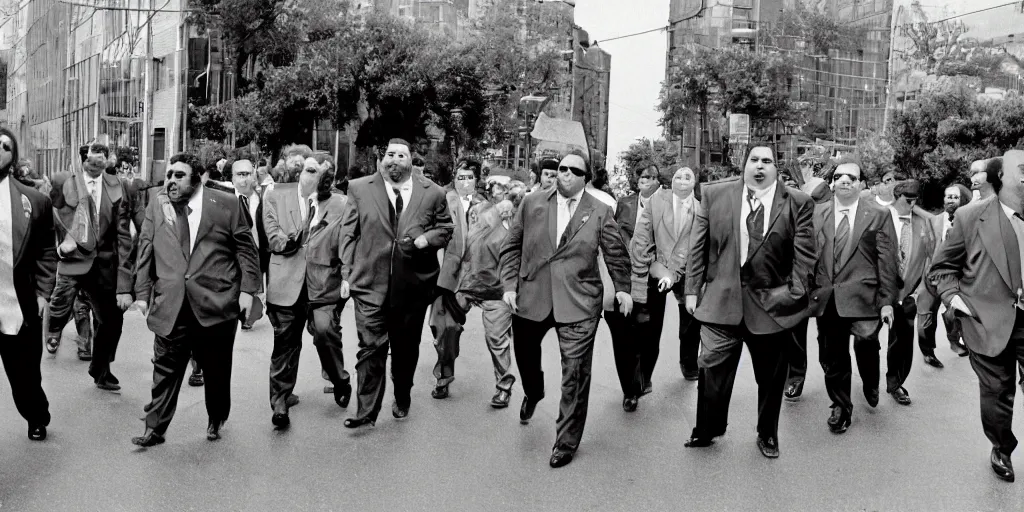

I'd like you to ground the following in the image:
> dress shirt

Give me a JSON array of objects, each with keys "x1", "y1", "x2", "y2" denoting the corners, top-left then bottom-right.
[
  {"x1": 999, "y1": 202, "x2": 1024, "y2": 296},
  {"x1": 740, "y1": 181, "x2": 776, "y2": 265},
  {"x1": 673, "y1": 192, "x2": 694, "y2": 235},
  {"x1": 297, "y1": 186, "x2": 311, "y2": 222},
  {"x1": 186, "y1": 186, "x2": 204, "y2": 254},
  {"x1": 875, "y1": 195, "x2": 893, "y2": 208},
  {"x1": 0, "y1": 176, "x2": 22, "y2": 335},
  {"x1": 888, "y1": 207, "x2": 913, "y2": 247},
  {"x1": 236, "y1": 190, "x2": 260, "y2": 248},
  {"x1": 384, "y1": 176, "x2": 414, "y2": 214},
  {"x1": 834, "y1": 198, "x2": 860, "y2": 233},
  {"x1": 459, "y1": 195, "x2": 471, "y2": 218},
  {"x1": 942, "y1": 214, "x2": 954, "y2": 241},
  {"x1": 557, "y1": 188, "x2": 585, "y2": 242},
  {"x1": 84, "y1": 174, "x2": 103, "y2": 215}
]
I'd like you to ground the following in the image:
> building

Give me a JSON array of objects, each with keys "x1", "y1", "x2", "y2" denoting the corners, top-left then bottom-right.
[{"x1": 572, "y1": 40, "x2": 610, "y2": 160}]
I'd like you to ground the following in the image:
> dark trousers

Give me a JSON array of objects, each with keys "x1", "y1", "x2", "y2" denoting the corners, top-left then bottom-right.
[
  {"x1": 144, "y1": 300, "x2": 237, "y2": 435},
  {"x1": 430, "y1": 293, "x2": 515, "y2": 392},
  {"x1": 918, "y1": 300, "x2": 962, "y2": 353},
  {"x1": 48, "y1": 271, "x2": 123, "y2": 380},
  {"x1": 818, "y1": 298, "x2": 881, "y2": 413},
  {"x1": 692, "y1": 323, "x2": 789, "y2": 440},
  {"x1": 73, "y1": 292, "x2": 95, "y2": 352},
  {"x1": 787, "y1": 318, "x2": 810, "y2": 386},
  {"x1": 969, "y1": 310, "x2": 1024, "y2": 456},
  {"x1": 512, "y1": 313, "x2": 600, "y2": 454},
  {"x1": 0, "y1": 322, "x2": 50, "y2": 427},
  {"x1": 351, "y1": 297, "x2": 430, "y2": 421},
  {"x1": 887, "y1": 297, "x2": 917, "y2": 392}
]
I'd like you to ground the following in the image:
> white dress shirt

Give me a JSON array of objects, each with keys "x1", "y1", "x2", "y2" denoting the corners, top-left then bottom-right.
[
  {"x1": 186, "y1": 186, "x2": 204, "y2": 254},
  {"x1": 557, "y1": 188, "x2": 586, "y2": 242},
  {"x1": 740, "y1": 180, "x2": 777, "y2": 265},
  {"x1": 236, "y1": 190, "x2": 260, "y2": 248},
  {"x1": 0, "y1": 176, "x2": 22, "y2": 335},
  {"x1": 673, "y1": 193, "x2": 694, "y2": 235},
  {"x1": 84, "y1": 174, "x2": 103, "y2": 215},
  {"x1": 384, "y1": 176, "x2": 414, "y2": 215},
  {"x1": 297, "y1": 186, "x2": 311, "y2": 222}
]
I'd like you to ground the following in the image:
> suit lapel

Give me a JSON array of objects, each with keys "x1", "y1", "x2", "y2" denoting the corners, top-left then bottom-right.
[
  {"x1": 985, "y1": 201, "x2": 1018, "y2": 291},
  {"x1": 398, "y1": 177, "x2": 428, "y2": 235},
  {"x1": 191, "y1": 190, "x2": 216, "y2": 250},
  {"x1": 840, "y1": 202, "x2": 870, "y2": 269},
  {"x1": 731, "y1": 180, "x2": 743, "y2": 261},
  {"x1": 370, "y1": 175, "x2": 395, "y2": 237},
  {"x1": 747, "y1": 184, "x2": 788, "y2": 262},
  {"x1": 447, "y1": 191, "x2": 467, "y2": 246},
  {"x1": 817, "y1": 202, "x2": 835, "y2": 278},
  {"x1": 546, "y1": 190, "x2": 558, "y2": 250},
  {"x1": 10, "y1": 179, "x2": 29, "y2": 267}
]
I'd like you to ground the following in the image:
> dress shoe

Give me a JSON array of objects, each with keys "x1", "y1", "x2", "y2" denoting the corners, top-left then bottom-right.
[
  {"x1": 622, "y1": 396, "x2": 638, "y2": 412},
  {"x1": 549, "y1": 450, "x2": 575, "y2": 468},
  {"x1": 683, "y1": 435, "x2": 715, "y2": 448},
  {"x1": 285, "y1": 394, "x2": 300, "y2": 408},
  {"x1": 490, "y1": 389, "x2": 511, "y2": 409},
  {"x1": 951, "y1": 341, "x2": 969, "y2": 357},
  {"x1": 241, "y1": 322, "x2": 253, "y2": 331},
  {"x1": 784, "y1": 381, "x2": 804, "y2": 401},
  {"x1": 343, "y1": 417, "x2": 375, "y2": 429},
  {"x1": 207, "y1": 420, "x2": 224, "y2": 441},
  {"x1": 520, "y1": 396, "x2": 540, "y2": 424},
  {"x1": 991, "y1": 448, "x2": 1015, "y2": 482},
  {"x1": 392, "y1": 402, "x2": 410, "y2": 419},
  {"x1": 334, "y1": 381, "x2": 352, "y2": 408},
  {"x1": 757, "y1": 436, "x2": 780, "y2": 459},
  {"x1": 828, "y1": 407, "x2": 851, "y2": 434},
  {"x1": 890, "y1": 387, "x2": 912, "y2": 406},
  {"x1": 28, "y1": 425, "x2": 47, "y2": 441},
  {"x1": 431, "y1": 385, "x2": 449, "y2": 399},
  {"x1": 323, "y1": 385, "x2": 334, "y2": 394},
  {"x1": 271, "y1": 412, "x2": 290, "y2": 428},
  {"x1": 923, "y1": 353, "x2": 944, "y2": 369},
  {"x1": 45, "y1": 336, "x2": 59, "y2": 355},
  {"x1": 77, "y1": 349, "x2": 92, "y2": 361},
  {"x1": 131, "y1": 430, "x2": 165, "y2": 447},
  {"x1": 683, "y1": 370, "x2": 699, "y2": 381},
  {"x1": 864, "y1": 387, "x2": 880, "y2": 408},
  {"x1": 188, "y1": 370, "x2": 204, "y2": 387},
  {"x1": 95, "y1": 376, "x2": 121, "y2": 391}
]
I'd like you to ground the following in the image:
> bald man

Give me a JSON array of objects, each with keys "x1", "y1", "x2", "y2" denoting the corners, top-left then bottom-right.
[{"x1": 971, "y1": 159, "x2": 997, "y2": 202}]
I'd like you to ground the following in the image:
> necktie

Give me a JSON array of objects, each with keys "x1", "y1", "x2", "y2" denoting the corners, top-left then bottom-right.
[
  {"x1": 745, "y1": 189, "x2": 764, "y2": 262},
  {"x1": 944, "y1": 213, "x2": 954, "y2": 241},
  {"x1": 559, "y1": 198, "x2": 576, "y2": 248},
  {"x1": 392, "y1": 187, "x2": 403, "y2": 231},
  {"x1": 0, "y1": 186, "x2": 22, "y2": 335},
  {"x1": 948, "y1": 212, "x2": 955, "y2": 222},
  {"x1": 308, "y1": 198, "x2": 316, "y2": 227},
  {"x1": 899, "y1": 216, "x2": 912, "y2": 276},
  {"x1": 175, "y1": 202, "x2": 192, "y2": 256},
  {"x1": 239, "y1": 195, "x2": 252, "y2": 228},
  {"x1": 87, "y1": 178, "x2": 100, "y2": 214},
  {"x1": 834, "y1": 209, "x2": 850, "y2": 276}
]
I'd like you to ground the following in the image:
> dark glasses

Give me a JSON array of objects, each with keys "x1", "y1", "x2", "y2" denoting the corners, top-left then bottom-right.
[
  {"x1": 559, "y1": 165, "x2": 586, "y2": 177},
  {"x1": 0, "y1": 143, "x2": 11, "y2": 152},
  {"x1": 455, "y1": 175, "x2": 475, "y2": 181},
  {"x1": 833, "y1": 172, "x2": 860, "y2": 182}
]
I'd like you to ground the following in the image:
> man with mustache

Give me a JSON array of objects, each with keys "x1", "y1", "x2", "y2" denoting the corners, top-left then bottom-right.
[
  {"x1": 130, "y1": 153, "x2": 260, "y2": 446},
  {"x1": 684, "y1": 145, "x2": 815, "y2": 459},
  {"x1": 339, "y1": 138, "x2": 453, "y2": 429},
  {"x1": 45, "y1": 142, "x2": 134, "y2": 391}
]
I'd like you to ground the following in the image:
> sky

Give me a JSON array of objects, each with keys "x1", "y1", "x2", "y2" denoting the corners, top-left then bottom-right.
[{"x1": 573, "y1": 0, "x2": 669, "y2": 169}]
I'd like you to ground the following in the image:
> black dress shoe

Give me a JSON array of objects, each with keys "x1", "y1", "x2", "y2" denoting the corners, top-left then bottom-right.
[
  {"x1": 757, "y1": 436, "x2": 779, "y2": 459},
  {"x1": 334, "y1": 381, "x2": 352, "y2": 408},
  {"x1": 77, "y1": 349, "x2": 92, "y2": 361},
  {"x1": 951, "y1": 341, "x2": 969, "y2": 357},
  {"x1": 784, "y1": 381, "x2": 804, "y2": 401},
  {"x1": 520, "y1": 396, "x2": 539, "y2": 424},
  {"x1": 95, "y1": 376, "x2": 121, "y2": 391},
  {"x1": 431, "y1": 385, "x2": 449, "y2": 399},
  {"x1": 28, "y1": 425, "x2": 47, "y2": 441},
  {"x1": 241, "y1": 322, "x2": 253, "y2": 331},
  {"x1": 131, "y1": 430, "x2": 165, "y2": 447},
  {"x1": 890, "y1": 387, "x2": 912, "y2": 405},
  {"x1": 188, "y1": 371, "x2": 205, "y2": 387},
  {"x1": 923, "y1": 354, "x2": 944, "y2": 369},
  {"x1": 549, "y1": 451, "x2": 574, "y2": 468},
  {"x1": 991, "y1": 448, "x2": 1015, "y2": 482},
  {"x1": 343, "y1": 417, "x2": 375, "y2": 429},
  {"x1": 45, "y1": 336, "x2": 59, "y2": 355},
  {"x1": 683, "y1": 435, "x2": 715, "y2": 448},
  {"x1": 207, "y1": 421, "x2": 223, "y2": 441},
  {"x1": 490, "y1": 389, "x2": 511, "y2": 409},
  {"x1": 683, "y1": 370, "x2": 699, "y2": 381},
  {"x1": 392, "y1": 402, "x2": 409, "y2": 419},
  {"x1": 622, "y1": 396, "x2": 638, "y2": 412},
  {"x1": 864, "y1": 387, "x2": 879, "y2": 408},
  {"x1": 828, "y1": 407, "x2": 851, "y2": 434},
  {"x1": 271, "y1": 412, "x2": 290, "y2": 428}
]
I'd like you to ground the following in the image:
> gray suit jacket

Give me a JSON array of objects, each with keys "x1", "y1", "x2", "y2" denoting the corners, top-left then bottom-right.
[
  {"x1": 629, "y1": 188, "x2": 699, "y2": 301},
  {"x1": 437, "y1": 190, "x2": 469, "y2": 294}
]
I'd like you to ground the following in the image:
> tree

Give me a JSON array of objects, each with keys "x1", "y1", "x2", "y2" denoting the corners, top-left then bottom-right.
[
  {"x1": 762, "y1": 1, "x2": 867, "y2": 54},
  {"x1": 617, "y1": 138, "x2": 678, "y2": 177}
]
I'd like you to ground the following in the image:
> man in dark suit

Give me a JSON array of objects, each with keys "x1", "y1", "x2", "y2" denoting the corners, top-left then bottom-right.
[
  {"x1": 45, "y1": 143, "x2": 134, "y2": 390},
  {"x1": 230, "y1": 158, "x2": 270, "y2": 329},
  {"x1": 130, "y1": 152, "x2": 260, "y2": 446},
  {"x1": 684, "y1": 145, "x2": 815, "y2": 459},
  {"x1": 500, "y1": 151, "x2": 632, "y2": 468},
  {"x1": 0, "y1": 128, "x2": 57, "y2": 441},
  {"x1": 808, "y1": 160, "x2": 899, "y2": 435},
  {"x1": 929, "y1": 149, "x2": 1024, "y2": 482},
  {"x1": 263, "y1": 154, "x2": 351, "y2": 428},
  {"x1": 339, "y1": 138, "x2": 453, "y2": 428}
]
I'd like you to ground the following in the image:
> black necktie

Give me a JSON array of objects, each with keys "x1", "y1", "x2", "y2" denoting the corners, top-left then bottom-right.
[
  {"x1": 745, "y1": 189, "x2": 764, "y2": 261},
  {"x1": 239, "y1": 195, "x2": 252, "y2": 228},
  {"x1": 948, "y1": 212, "x2": 955, "y2": 222},
  {"x1": 834, "y1": 209, "x2": 850, "y2": 276},
  {"x1": 392, "y1": 187, "x2": 403, "y2": 230},
  {"x1": 174, "y1": 202, "x2": 192, "y2": 256}
]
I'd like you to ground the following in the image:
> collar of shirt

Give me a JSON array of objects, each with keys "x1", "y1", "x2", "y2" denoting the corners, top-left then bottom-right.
[
  {"x1": 743, "y1": 181, "x2": 776, "y2": 217},
  {"x1": 387, "y1": 176, "x2": 413, "y2": 193},
  {"x1": 558, "y1": 188, "x2": 585, "y2": 208},
  {"x1": 675, "y1": 192, "x2": 694, "y2": 210},
  {"x1": 1000, "y1": 201, "x2": 1023, "y2": 222},
  {"x1": 84, "y1": 174, "x2": 102, "y2": 186},
  {"x1": 834, "y1": 198, "x2": 859, "y2": 227},
  {"x1": 188, "y1": 185, "x2": 204, "y2": 216}
]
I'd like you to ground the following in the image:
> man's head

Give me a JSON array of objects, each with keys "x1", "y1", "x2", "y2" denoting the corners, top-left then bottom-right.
[
  {"x1": 831, "y1": 161, "x2": 863, "y2": 203},
  {"x1": 743, "y1": 146, "x2": 778, "y2": 191},
  {"x1": 83, "y1": 143, "x2": 110, "y2": 177},
  {"x1": 299, "y1": 155, "x2": 330, "y2": 198},
  {"x1": 892, "y1": 179, "x2": 920, "y2": 215},
  {"x1": 496, "y1": 199, "x2": 515, "y2": 224},
  {"x1": 454, "y1": 158, "x2": 481, "y2": 197},
  {"x1": 0, "y1": 128, "x2": 20, "y2": 176},
  {"x1": 1000, "y1": 150, "x2": 1024, "y2": 207},
  {"x1": 878, "y1": 170, "x2": 905, "y2": 199},
  {"x1": 972, "y1": 158, "x2": 999, "y2": 198},
  {"x1": 634, "y1": 162, "x2": 660, "y2": 197},
  {"x1": 943, "y1": 184, "x2": 972, "y2": 214},
  {"x1": 539, "y1": 158, "x2": 559, "y2": 190},
  {"x1": 381, "y1": 138, "x2": 413, "y2": 183},
  {"x1": 488, "y1": 180, "x2": 509, "y2": 203},
  {"x1": 672, "y1": 167, "x2": 696, "y2": 198},
  {"x1": 556, "y1": 151, "x2": 589, "y2": 198},
  {"x1": 256, "y1": 162, "x2": 270, "y2": 186},
  {"x1": 165, "y1": 153, "x2": 202, "y2": 203},
  {"x1": 231, "y1": 159, "x2": 257, "y2": 196}
]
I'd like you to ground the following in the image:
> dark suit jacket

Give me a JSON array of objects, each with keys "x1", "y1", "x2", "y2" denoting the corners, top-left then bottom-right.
[
  {"x1": 613, "y1": 193, "x2": 640, "y2": 244},
  {"x1": 917, "y1": 212, "x2": 950, "y2": 312},
  {"x1": 685, "y1": 177, "x2": 816, "y2": 335},
  {"x1": 500, "y1": 188, "x2": 631, "y2": 324},
  {"x1": 6, "y1": 177, "x2": 57, "y2": 323},
  {"x1": 437, "y1": 189, "x2": 469, "y2": 294},
  {"x1": 895, "y1": 208, "x2": 936, "y2": 303},
  {"x1": 808, "y1": 199, "x2": 899, "y2": 318},
  {"x1": 339, "y1": 173, "x2": 453, "y2": 307},
  {"x1": 134, "y1": 187, "x2": 261, "y2": 337},
  {"x1": 929, "y1": 197, "x2": 1020, "y2": 357},
  {"x1": 51, "y1": 171, "x2": 133, "y2": 293}
]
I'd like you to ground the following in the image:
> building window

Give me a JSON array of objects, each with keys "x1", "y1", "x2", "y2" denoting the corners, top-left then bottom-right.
[{"x1": 152, "y1": 128, "x2": 166, "y2": 161}]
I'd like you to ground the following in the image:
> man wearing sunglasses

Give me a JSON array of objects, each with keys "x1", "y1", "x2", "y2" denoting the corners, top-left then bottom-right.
[
  {"x1": 500, "y1": 150, "x2": 632, "y2": 468},
  {"x1": 808, "y1": 159, "x2": 899, "y2": 435}
]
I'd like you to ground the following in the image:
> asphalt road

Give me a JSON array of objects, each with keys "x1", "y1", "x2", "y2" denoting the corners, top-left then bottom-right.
[{"x1": 1, "y1": 302, "x2": 1022, "y2": 511}]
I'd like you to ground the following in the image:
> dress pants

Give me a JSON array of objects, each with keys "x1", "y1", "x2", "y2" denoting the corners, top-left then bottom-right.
[
  {"x1": 512, "y1": 313, "x2": 600, "y2": 454},
  {"x1": 787, "y1": 318, "x2": 810, "y2": 387},
  {"x1": 47, "y1": 271, "x2": 123, "y2": 380},
  {"x1": 73, "y1": 291, "x2": 95, "y2": 353},
  {"x1": 309, "y1": 301, "x2": 350, "y2": 392},
  {"x1": 692, "y1": 323, "x2": 789, "y2": 440},
  {"x1": 143, "y1": 298, "x2": 237, "y2": 435},
  {"x1": 0, "y1": 322, "x2": 51, "y2": 428},
  {"x1": 817, "y1": 298, "x2": 881, "y2": 413},
  {"x1": 351, "y1": 296, "x2": 430, "y2": 421},
  {"x1": 917, "y1": 301, "x2": 962, "y2": 353},
  {"x1": 887, "y1": 297, "x2": 916, "y2": 393},
  {"x1": 968, "y1": 309, "x2": 1024, "y2": 456},
  {"x1": 431, "y1": 293, "x2": 515, "y2": 392}
]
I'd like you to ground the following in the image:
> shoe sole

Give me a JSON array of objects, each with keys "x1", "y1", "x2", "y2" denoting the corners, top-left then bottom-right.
[
  {"x1": 491, "y1": 402, "x2": 509, "y2": 409},
  {"x1": 784, "y1": 394, "x2": 801, "y2": 402}
]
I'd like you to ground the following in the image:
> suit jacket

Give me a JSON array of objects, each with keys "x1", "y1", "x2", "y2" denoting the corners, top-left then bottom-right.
[
  {"x1": 629, "y1": 188, "x2": 699, "y2": 301},
  {"x1": 263, "y1": 184, "x2": 347, "y2": 306},
  {"x1": 134, "y1": 187, "x2": 261, "y2": 337},
  {"x1": 917, "y1": 212, "x2": 950, "y2": 312},
  {"x1": 685, "y1": 177, "x2": 816, "y2": 334},
  {"x1": 500, "y1": 188, "x2": 630, "y2": 324},
  {"x1": 51, "y1": 171, "x2": 133, "y2": 293},
  {"x1": 895, "y1": 208, "x2": 936, "y2": 303},
  {"x1": 303, "y1": 193, "x2": 349, "y2": 306},
  {"x1": 437, "y1": 189, "x2": 469, "y2": 294},
  {"x1": 613, "y1": 193, "x2": 640, "y2": 244},
  {"x1": 339, "y1": 172, "x2": 453, "y2": 307},
  {"x1": 808, "y1": 199, "x2": 899, "y2": 318},
  {"x1": 929, "y1": 197, "x2": 1020, "y2": 357},
  {"x1": 6, "y1": 178, "x2": 57, "y2": 323}
]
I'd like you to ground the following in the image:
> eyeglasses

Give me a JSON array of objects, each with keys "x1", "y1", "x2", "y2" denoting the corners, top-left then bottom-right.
[
  {"x1": 639, "y1": 174, "x2": 658, "y2": 180},
  {"x1": 303, "y1": 168, "x2": 318, "y2": 173},
  {"x1": 833, "y1": 172, "x2": 860, "y2": 182},
  {"x1": 455, "y1": 175, "x2": 475, "y2": 181},
  {"x1": 234, "y1": 171, "x2": 253, "y2": 177},
  {"x1": 558, "y1": 165, "x2": 586, "y2": 177},
  {"x1": 166, "y1": 170, "x2": 189, "y2": 179},
  {"x1": 0, "y1": 143, "x2": 11, "y2": 153}
]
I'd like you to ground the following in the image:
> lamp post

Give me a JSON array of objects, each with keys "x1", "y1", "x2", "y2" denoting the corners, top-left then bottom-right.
[{"x1": 519, "y1": 95, "x2": 550, "y2": 170}]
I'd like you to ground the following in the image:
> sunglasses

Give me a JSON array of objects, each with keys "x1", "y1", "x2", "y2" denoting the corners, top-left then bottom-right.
[
  {"x1": 455, "y1": 175, "x2": 475, "y2": 181},
  {"x1": 639, "y1": 174, "x2": 658, "y2": 180},
  {"x1": 558, "y1": 165, "x2": 587, "y2": 177},
  {"x1": 166, "y1": 170, "x2": 189, "y2": 179},
  {"x1": 833, "y1": 172, "x2": 860, "y2": 182},
  {"x1": 0, "y1": 142, "x2": 10, "y2": 153}
]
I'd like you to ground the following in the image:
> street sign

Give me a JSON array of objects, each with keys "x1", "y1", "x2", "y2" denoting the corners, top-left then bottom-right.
[{"x1": 728, "y1": 113, "x2": 750, "y2": 144}]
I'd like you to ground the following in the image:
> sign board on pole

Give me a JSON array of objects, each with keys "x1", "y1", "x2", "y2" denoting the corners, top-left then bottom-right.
[{"x1": 728, "y1": 113, "x2": 750, "y2": 144}]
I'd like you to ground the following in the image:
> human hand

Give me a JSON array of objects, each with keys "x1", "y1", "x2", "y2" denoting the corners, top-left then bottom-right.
[
  {"x1": 657, "y1": 277, "x2": 674, "y2": 293},
  {"x1": 503, "y1": 291, "x2": 518, "y2": 313},
  {"x1": 685, "y1": 295, "x2": 697, "y2": 315},
  {"x1": 239, "y1": 292, "x2": 253, "y2": 317},
  {"x1": 880, "y1": 305, "x2": 894, "y2": 326},
  {"x1": 36, "y1": 296, "x2": 47, "y2": 317},
  {"x1": 414, "y1": 235, "x2": 429, "y2": 249},
  {"x1": 615, "y1": 292, "x2": 633, "y2": 316},
  {"x1": 116, "y1": 294, "x2": 133, "y2": 312},
  {"x1": 58, "y1": 234, "x2": 77, "y2": 256}
]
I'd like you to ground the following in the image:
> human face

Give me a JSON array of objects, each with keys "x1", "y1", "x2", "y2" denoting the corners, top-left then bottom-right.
[
  {"x1": 970, "y1": 171, "x2": 987, "y2": 191},
  {"x1": 232, "y1": 160, "x2": 257, "y2": 196},
  {"x1": 164, "y1": 162, "x2": 196, "y2": 203},
  {"x1": 556, "y1": 155, "x2": 587, "y2": 198},
  {"x1": 743, "y1": 147, "x2": 778, "y2": 191},
  {"x1": 879, "y1": 171, "x2": 897, "y2": 197},
  {"x1": 0, "y1": 135, "x2": 13, "y2": 171},
  {"x1": 299, "y1": 157, "x2": 324, "y2": 197},
  {"x1": 84, "y1": 148, "x2": 107, "y2": 177},
  {"x1": 454, "y1": 168, "x2": 477, "y2": 196},
  {"x1": 672, "y1": 167, "x2": 695, "y2": 198},
  {"x1": 382, "y1": 143, "x2": 412, "y2": 183},
  {"x1": 832, "y1": 163, "x2": 862, "y2": 202},
  {"x1": 943, "y1": 186, "x2": 962, "y2": 214},
  {"x1": 490, "y1": 183, "x2": 508, "y2": 203},
  {"x1": 894, "y1": 193, "x2": 916, "y2": 215},
  {"x1": 540, "y1": 168, "x2": 558, "y2": 190},
  {"x1": 637, "y1": 167, "x2": 660, "y2": 197},
  {"x1": 1002, "y1": 150, "x2": 1024, "y2": 206}
]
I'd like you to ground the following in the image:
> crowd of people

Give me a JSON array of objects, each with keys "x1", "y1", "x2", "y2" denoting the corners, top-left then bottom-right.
[{"x1": 0, "y1": 125, "x2": 1022, "y2": 480}]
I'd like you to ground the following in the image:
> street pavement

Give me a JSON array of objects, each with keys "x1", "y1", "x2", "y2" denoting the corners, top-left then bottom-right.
[{"x1": 1, "y1": 301, "x2": 1023, "y2": 511}]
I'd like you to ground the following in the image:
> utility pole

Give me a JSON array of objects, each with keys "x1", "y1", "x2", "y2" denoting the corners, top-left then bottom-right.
[{"x1": 141, "y1": 0, "x2": 154, "y2": 180}]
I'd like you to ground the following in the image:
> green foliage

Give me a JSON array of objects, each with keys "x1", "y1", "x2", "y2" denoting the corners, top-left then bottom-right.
[
  {"x1": 616, "y1": 138, "x2": 679, "y2": 177},
  {"x1": 854, "y1": 130, "x2": 895, "y2": 183},
  {"x1": 187, "y1": 103, "x2": 229, "y2": 142},
  {"x1": 764, "y1": 1, "x2": 867, "y2": 53}
]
